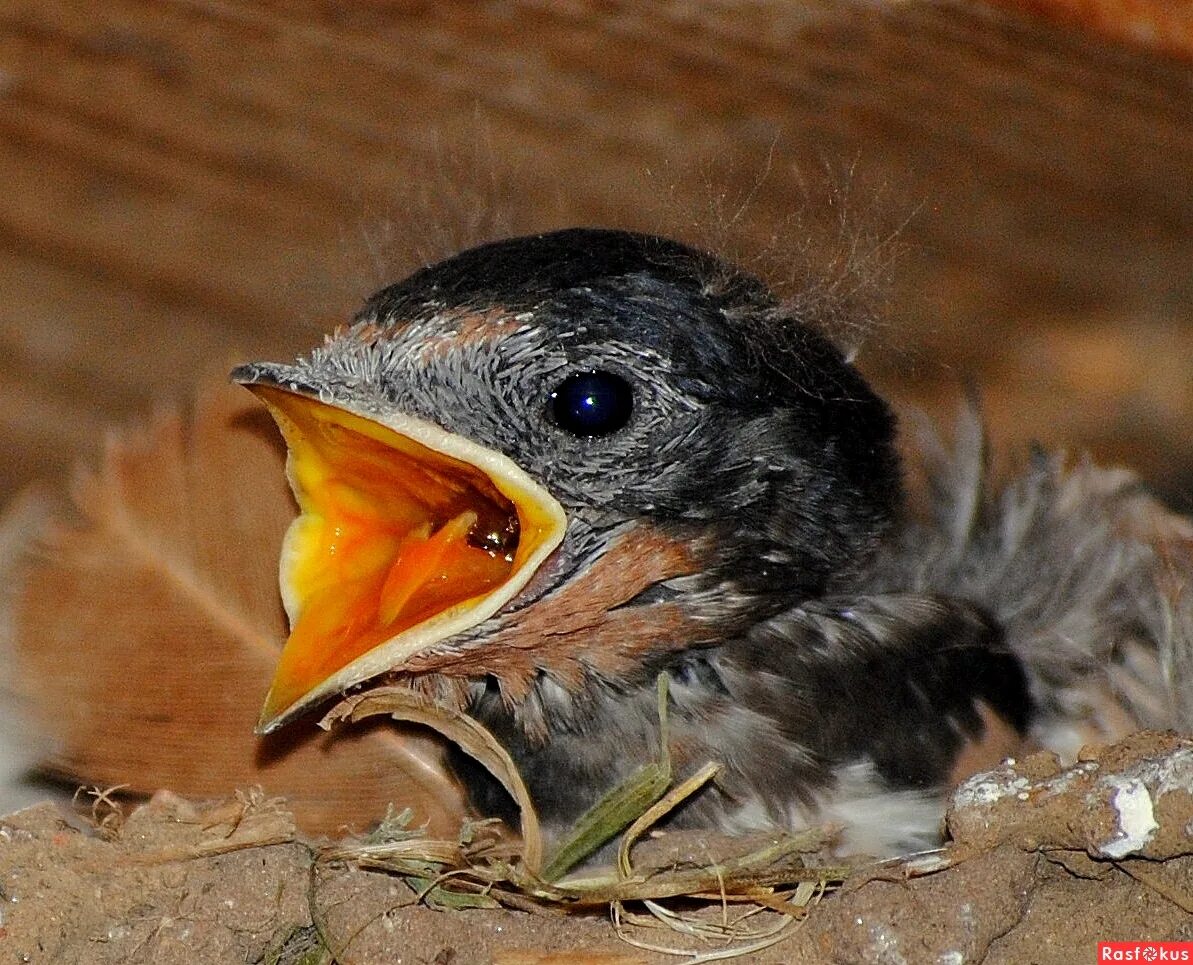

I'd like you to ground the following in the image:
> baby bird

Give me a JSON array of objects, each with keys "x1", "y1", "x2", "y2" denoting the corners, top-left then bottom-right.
[{"x1": 232, "y1": 228, "x2": 1061, "y2": 854}]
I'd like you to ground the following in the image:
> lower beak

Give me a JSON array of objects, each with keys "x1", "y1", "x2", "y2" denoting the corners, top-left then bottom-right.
[{"x1": 237, "y1": 377, "x2": 567, "y2": 733}]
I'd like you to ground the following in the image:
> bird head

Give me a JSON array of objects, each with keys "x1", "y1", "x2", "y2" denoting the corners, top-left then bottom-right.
[{"x1": 234, "y1": 228, "x2": 900, "y2": 734}]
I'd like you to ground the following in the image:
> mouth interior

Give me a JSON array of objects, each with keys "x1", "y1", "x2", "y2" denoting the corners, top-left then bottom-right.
[{"x1": 248, "y1": 384, "x2": 560, "y2": 728}]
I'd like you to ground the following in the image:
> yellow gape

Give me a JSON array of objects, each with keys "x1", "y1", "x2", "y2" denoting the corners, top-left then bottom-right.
[{"x1": 246, "y1": 383, "x2": 566, "y2": 732}]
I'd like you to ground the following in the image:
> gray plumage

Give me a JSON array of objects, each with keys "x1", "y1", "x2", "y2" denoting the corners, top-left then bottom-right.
[{"x1": 872, "y1": 406, "x2": 1193, "y2": 748}]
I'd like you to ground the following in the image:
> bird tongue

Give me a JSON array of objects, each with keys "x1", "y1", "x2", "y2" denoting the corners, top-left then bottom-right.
[{"x1": 241, "y1": 383, "x2": 565, "y2": 733}]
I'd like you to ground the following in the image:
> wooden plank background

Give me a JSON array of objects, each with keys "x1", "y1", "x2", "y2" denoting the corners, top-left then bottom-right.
[{"x1": 1, "y1": 0, "x2": 1190, "y2": 508}]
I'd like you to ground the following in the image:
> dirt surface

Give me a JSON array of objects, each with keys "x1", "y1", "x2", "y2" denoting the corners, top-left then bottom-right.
[{"x1": 2, "y1": 732, "x2": 1190, "y2": 964}]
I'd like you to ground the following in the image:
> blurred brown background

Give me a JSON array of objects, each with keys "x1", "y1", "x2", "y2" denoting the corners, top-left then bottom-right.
[{"x1": 1, "y1": 0, "x2": 1191, "y2": 509}]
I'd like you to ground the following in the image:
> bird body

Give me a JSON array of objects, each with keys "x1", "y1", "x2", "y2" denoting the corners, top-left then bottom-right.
[{"x1": 233, "y1": 228, "x2": 1183, "y2": 855}]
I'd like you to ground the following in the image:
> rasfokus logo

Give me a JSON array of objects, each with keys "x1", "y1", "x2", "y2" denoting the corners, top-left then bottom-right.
[{"x1": 1098, "y1": 943, "x2": 1193, "y2": 962}]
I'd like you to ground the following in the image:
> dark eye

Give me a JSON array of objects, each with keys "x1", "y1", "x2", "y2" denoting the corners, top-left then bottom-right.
[{"x1": 548, "y1": 370, "x2": 634, "y2": 437}]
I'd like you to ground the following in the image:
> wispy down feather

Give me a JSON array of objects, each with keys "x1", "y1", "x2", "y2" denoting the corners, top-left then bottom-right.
[{"x1": 871, "y1": 405, "x2": 1193, "y2": 756}]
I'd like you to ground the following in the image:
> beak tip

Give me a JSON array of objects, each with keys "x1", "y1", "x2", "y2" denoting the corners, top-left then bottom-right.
[
  {"x1": 256, "y1": 690, "x2": 291, "y2": 736},
  {"x1": 255, "y1": 714, "x2": 284, "y2": 736}
]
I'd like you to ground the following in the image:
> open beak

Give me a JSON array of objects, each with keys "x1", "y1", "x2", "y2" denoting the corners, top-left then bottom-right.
[{"x1": 234, "y1": 371, "x2": 567, "y2": 734}]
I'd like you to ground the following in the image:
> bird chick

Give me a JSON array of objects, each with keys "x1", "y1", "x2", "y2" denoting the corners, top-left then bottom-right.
[{"x1": 233, "y1": 228, "x2": 1032, "y2": 855}]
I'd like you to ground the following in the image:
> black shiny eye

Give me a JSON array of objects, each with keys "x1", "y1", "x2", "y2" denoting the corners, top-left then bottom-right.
[{"x1": 548, "y1": 370, "x2": 634, "y2": 437}]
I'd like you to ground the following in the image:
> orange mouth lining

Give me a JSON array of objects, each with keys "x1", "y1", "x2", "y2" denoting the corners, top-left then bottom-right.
[{"x1": 245, "y1": 383, "x2": 564, "y2": 731}]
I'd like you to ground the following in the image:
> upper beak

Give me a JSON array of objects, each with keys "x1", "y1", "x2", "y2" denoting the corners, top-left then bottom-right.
[{"x1": 232, "y1": 366, "x2": 567, "y2": 734}]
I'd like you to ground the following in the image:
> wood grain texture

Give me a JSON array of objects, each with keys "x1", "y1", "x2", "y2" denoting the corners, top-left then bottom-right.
[{"x1": 0, "y1": 0, "x2": 1190, "y2": 510}]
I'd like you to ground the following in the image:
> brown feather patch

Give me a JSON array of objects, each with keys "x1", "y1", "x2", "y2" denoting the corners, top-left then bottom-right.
[
  {"x1": 11, "y1": 380, "x2": 466, "y2": 835},
  {"x1": 402, "y1": 525, "x2": 707, "y2": 702},
  {"x1": 351, "y1": 306, "x2": 514, "y2": 363}
]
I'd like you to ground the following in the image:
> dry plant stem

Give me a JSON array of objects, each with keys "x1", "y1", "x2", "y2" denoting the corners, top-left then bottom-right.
[
  {"x1": 544, "y1": 675, "x2": 676, "y2": 882},
  {"x1": 550, "y1": 832, "x2": 845, "y2": 907},
  {"x1": 126, "y1": 828, "x2": 296, "y2": 865},
  {"x1": 620, "y1": 881, "x2": 819, "y2": 958},
  {"x1": 333, "y1": 838, "x2": 464, "y2": 866},
  {"x1": 615, "y1": 761, "x2": 721, "y2": 879},
  {"x1": 731, "y1": 886, "x2": 817, "y2": 916},
  {"x1": 538, "y1": 753, "x2": 672, "y2": 882},
  {"x1": 613, "y1": 901, "x2": 804, "y2": 963},
  {"x1": 322, "y1": 686, "x2": 544, "y2": 873}
]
